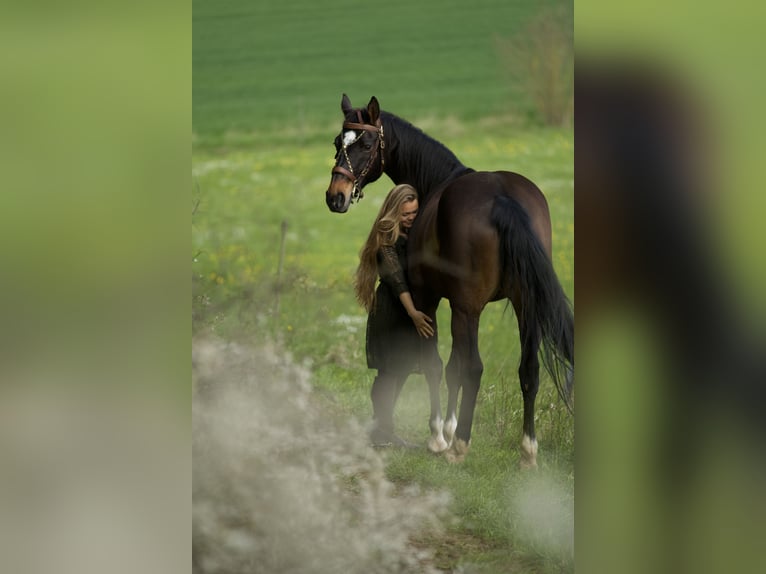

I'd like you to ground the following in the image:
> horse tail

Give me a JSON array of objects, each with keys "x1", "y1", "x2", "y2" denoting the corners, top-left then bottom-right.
[{"x1": 491, "y1": 194, "x2": 574, "y2": 413}]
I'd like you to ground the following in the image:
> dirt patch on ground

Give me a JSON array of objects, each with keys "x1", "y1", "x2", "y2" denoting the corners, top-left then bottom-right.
[{"x1": 409, "y1": 530, "x2": 501, "y2": 573}]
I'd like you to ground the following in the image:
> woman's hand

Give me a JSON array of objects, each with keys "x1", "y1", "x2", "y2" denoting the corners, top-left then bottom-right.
[
  {"x1": 410, "y1": 310, "x2": 434, "y2": 338},
  {"x1": 398, "y1": 292, "x2": 434, "y2": 338}
]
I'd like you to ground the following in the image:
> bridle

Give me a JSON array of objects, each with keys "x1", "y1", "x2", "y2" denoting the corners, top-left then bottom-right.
[{"x1": 332, "y1": 110, "x2": 385, "y2": 203}]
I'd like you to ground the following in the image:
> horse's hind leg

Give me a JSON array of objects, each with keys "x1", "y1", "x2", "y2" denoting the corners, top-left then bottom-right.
[{"x1": 516, "y1": 309, "x2": 542, "y2": 469}]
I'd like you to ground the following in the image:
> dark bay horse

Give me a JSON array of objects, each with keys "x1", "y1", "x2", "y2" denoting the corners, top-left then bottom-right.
[{"x1": 325, "y1": 94, "x2": 573, "y2": 466}]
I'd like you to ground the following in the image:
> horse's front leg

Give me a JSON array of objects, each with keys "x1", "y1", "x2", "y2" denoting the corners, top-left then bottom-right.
[
  {"x1": 423, "y1": 336, "x2": 448, "y2": 453},
  {"x1": 416, "y1": 298, "x2": 449, "y2": 453}
]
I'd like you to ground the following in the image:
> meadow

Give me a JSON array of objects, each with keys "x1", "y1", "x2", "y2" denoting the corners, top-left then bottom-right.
[{"x1": 194, "y1": 1, "x2": 573, "y2": 571}]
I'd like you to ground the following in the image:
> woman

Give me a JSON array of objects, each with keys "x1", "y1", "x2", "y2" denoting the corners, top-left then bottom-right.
[{"x1": 355, "y1": 184, "x2": 434, "y2": 446}]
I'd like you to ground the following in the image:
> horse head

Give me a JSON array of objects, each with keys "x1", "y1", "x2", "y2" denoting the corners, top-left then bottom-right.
[{"x1": 325, "y1": 94, "x2": 386, "y2": 213}]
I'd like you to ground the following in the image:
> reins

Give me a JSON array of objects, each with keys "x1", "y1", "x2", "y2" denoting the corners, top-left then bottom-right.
[{"x1": 332, "y1": 111, "x2": 385, "y2": 203}]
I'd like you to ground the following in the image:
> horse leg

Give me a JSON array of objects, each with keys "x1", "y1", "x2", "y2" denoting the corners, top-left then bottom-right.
[
  {"x1": 516, "y1": 310, "x2": 542, "y2": 469},
  {"x1": 416, "y1": 299, "x2": 449, "y2": 452},
  {"x1": 422, "y1": 339, "x2": 448, "y2": 453},
  {"x1": 443, "y1": 368, "x2": 459, "y2": 449},
  {"x1": 445, "y1": 309, "x2": 482, "y2": 463}
]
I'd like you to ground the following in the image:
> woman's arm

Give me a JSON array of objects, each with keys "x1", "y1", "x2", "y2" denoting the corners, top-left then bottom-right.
[{"x1": 379, "y1": 244, "x2": 434, "y2": 338}]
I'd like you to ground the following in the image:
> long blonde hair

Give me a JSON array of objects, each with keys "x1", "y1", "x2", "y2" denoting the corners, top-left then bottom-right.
[{"x1": 354, "y1": 184, "x2": 418, "y2": 312}]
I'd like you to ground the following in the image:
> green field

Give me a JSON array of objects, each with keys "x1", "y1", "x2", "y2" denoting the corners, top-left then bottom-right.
[
  {"x1": 194, "y1": 1, "x2": 573, "y2": 572},
  {"x1": 193, "y1": 0, "x2": 571, "y2": 146}
]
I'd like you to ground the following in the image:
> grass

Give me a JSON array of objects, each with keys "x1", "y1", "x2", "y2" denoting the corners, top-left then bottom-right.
[
  {"x1": 194, "y1": 1, "x2": 572, "y2": 571},
  {"x1": 192, "y1": 124, "x2": 573, "y2": 572},
  {"x1": 193, "y1": 0, "x2": 570, "y2": 147}
]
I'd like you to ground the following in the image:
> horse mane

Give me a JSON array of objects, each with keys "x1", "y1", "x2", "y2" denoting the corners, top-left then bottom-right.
[{"x1": 381, "y1": 111, "x2": 470, "y2": 199}]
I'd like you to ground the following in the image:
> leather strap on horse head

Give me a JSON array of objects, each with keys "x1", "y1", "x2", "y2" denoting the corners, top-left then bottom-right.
[{"x1": 331, "y1": 114, "x2": 385, "y2": 202}]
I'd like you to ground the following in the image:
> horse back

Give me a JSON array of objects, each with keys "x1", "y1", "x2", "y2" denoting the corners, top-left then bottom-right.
[{"x1": 408, "y1": 171, "x2": 552, "y2": 308}]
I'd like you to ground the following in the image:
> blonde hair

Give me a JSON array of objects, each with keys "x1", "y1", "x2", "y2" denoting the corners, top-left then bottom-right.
[{"x1": 354, "y1": 184, "x2": 418, "y2": 312}]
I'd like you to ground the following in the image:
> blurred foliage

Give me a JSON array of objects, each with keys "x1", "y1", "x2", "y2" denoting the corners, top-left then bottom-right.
[
  {"x1": 495, "y1": 4, "x2": 574, "y2": 126},
  {"x1": 577, "y1": 2, "x2": 766, "y2": 574}
]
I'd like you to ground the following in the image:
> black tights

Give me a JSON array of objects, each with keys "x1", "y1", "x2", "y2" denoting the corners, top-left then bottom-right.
[{"x1": 370, "y1": 369, "x2": 409, "y2": 435}]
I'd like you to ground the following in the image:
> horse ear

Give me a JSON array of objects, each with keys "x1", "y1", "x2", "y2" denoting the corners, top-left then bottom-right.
[
  {"x1": 367, "y1": 97, "x2": 380, "y2": 123},
  {"x1": 341, "y1": 94, "x2": 353, "y2": 115}
]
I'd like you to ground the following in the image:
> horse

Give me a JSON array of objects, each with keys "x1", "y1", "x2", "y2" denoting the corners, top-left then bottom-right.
[{"x1": 325, "y1": 94, "x2": 573, "y2": 466}]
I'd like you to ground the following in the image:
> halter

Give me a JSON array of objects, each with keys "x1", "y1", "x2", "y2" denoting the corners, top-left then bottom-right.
[{"x1": 332, "y1": 110, "x2": 385, "y2": 203}]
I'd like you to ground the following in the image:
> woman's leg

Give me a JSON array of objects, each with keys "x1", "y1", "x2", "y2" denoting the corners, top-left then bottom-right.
[
  {"x1": 370, "y1": 370, "x2": 397, "y2": 440},
  {"x1": 370, "y1": 369, "x2": 412, "y2": 446}
]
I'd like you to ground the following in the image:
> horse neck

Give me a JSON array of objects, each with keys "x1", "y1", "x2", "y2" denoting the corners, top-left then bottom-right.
[{"x1": 381, "y1": 113, "x2": 466, "y2": 202}]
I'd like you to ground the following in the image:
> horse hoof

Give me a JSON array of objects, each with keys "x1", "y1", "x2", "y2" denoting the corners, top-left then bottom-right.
[
  {"x1": 427, "y1": 435, "x2": 449, "y2": 454},
  {"x1": 520, "y1": 434, "x2": 538, "y2": 469},
  {"x1": 444, "y1": 439, "x2": 470, "y2": 463}
]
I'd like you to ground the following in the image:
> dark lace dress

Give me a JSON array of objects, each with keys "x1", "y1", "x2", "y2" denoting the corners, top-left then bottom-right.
[{"x1": 365, "y1": 235, "x2": 421, "y2": 374}]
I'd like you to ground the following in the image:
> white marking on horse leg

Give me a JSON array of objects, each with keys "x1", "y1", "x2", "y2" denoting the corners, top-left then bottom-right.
[
  {"x1": 520, "y1": 434, "x2": 538, "y2": 469},
  {"x1": 445, "y1": 438, "x2": 470, "y2": 464},
  {"x1": 443, "y1": 414, "x2": 457, "y2": 447},
  {"x1": 427, "y1": 416, "x2": 449, "y2": 453},
  {"x1": 343, "y1": 130, "x2": 358, "y2": 146}
]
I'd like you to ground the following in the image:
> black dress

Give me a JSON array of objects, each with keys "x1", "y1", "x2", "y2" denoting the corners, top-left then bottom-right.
[{"x1": 365, "y1": 235, "x2": 421, "y2": 374}]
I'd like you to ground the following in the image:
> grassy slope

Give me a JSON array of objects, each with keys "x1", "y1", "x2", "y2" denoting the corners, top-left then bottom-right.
[
  {"x1": 193, "y1": 0, "x2": 565, "y2": 145},
  {"x1": 193, "y1": 1, "x2": 573, "y2": 571}
]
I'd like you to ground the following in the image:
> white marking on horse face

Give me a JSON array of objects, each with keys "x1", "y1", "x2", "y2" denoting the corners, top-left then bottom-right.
[{"x1": 343, "y1": 130, "x2": 357, "y2": 146}]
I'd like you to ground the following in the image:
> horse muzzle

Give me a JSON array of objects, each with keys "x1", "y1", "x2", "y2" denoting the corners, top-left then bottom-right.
[{"x1": 325, "y1": 173, "x2": 354, "y2": 213}]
